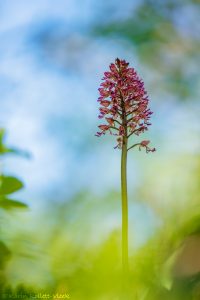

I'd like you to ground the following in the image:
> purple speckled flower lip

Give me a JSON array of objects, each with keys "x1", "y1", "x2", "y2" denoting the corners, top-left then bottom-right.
[{"x1": 96, "y1": 58, "x2": 155, "y2": 153}]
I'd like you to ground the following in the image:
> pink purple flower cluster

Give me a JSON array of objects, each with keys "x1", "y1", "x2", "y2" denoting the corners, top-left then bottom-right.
[{"x1": 96, "y1": 58, "x2": 155, "y2": 152}]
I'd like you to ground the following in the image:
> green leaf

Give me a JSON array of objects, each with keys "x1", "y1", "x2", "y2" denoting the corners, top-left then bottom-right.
[
  {"x1": 0, "y1": 128, "x2": 6, "y2": 154},
  {"x1": 0, "y1": 197, "x2": 28, "y2": 209},
  {"x1": 0, "y1": 147, "x2": 31, "y2": 158},
  {"x1": 0, "y1": 176, "x2": 24, "y2": 195},
  {"x1": 0, "y1": 128, "x2": 31, "y2": 158},
  {"x1": 0, "y1": 241, "x2": 11, "y2": 267},
  {"x1": 0, "y1": 128, "x2": 6, "y2": 143}
]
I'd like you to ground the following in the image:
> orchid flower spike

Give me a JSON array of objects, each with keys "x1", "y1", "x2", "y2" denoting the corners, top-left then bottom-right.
[{"x1": 96, "y1": 58, "x2": 155, "y2": 153}]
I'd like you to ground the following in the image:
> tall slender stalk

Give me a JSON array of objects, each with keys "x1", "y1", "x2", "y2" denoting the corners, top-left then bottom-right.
[
  {"x1": 120, "y1": 90, "x2": 129, "y2": 275},
  {"x1": 121, "y1": 137, "x2": 129, "y2": 274}
]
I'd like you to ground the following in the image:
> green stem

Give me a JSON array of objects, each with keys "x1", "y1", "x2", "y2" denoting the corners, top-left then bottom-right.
[{"x1": 121, "y1": 136, "x2": 129, "y2": 275}]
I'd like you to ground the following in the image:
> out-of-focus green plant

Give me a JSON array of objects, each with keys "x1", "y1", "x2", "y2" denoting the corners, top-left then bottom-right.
[
  {"x1": 0, "y1": 128, "x2": 28, "y2": 293},
  {"x1": 0, "y1": 129, "x2": 28, "y2": 210},
  {"x1": 3, "y1": 182, "x2": 200, "y2": 299}
]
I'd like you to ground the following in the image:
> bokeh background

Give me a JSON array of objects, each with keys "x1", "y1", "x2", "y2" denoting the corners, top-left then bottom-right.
[{"x1": 0, "y1": 0, "x2": 200, "y2": 299}]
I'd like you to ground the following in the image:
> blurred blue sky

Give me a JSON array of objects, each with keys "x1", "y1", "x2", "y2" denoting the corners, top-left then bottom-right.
[{"x1": 0, "y1": 0, "x2": 142, "y2": 202}]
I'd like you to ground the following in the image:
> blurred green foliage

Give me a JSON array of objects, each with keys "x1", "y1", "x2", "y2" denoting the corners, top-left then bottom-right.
[
  {"x1": 2, "y1": 174, "x2": 200, "y2": 299},
  {"x1": 0, "y1": 129, "x2": 27, "y2": 210},
  {"x1": 0, "y1": 128, "x2": 28, "y2": 295}
]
